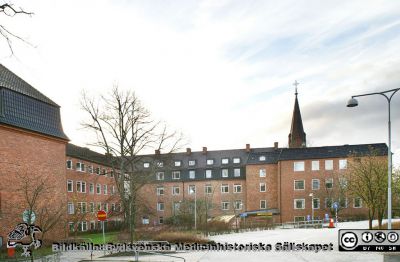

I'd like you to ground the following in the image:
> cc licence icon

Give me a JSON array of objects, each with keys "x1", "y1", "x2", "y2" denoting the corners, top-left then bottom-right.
[{"x1": 339, "y1": 230, "x2": 400, "y2": 252}]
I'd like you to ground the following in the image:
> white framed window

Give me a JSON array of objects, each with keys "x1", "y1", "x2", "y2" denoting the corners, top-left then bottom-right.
[
  {"x1": 339, "y1": 177, "x2": 348, "y2": 188},
  {"x1": 78, "y1": 202, "x2": 87, "y2": 213},
  {"x1": 312, "y1": 198, "x2": 320, "y2": 209},
  {"x1": 233, "y1": 157, "x2": 241, "y2": 164},
  {"x1": 174, "y1": 161, "x2": 181, "y2": 167},
  {"x1": 96, "y1": 184, "x2": 101, "y2": 194},
  {"x1": 67, "y1": 180, "x2": 73, "y2": 192},
  {"x1": 172, "y1": 171, "x2": 180, "y2": 180},
  {"x1": 67, "y1": 202, "x2": 74, "y2": 214},
  {"x1": 173, "y1": 202, "x2": 180, "y2": 212},
  {"x1": 103, "y1": 203, "x2": 108, "y2": 212},
  {"x1": 221, "y1": 158, "x2": 229, "y2": 164},
  {"x1": 294, "y1": 161, "x2": 305, "y2": 172},
  {"x1": 294, "y1": 216, "x2": 305, "y2": 222},
  {"x1": 143, "y1": 162, "x2": 150, "y2": 168},
  {"x1": 159, "y1": 217, "x2": 164, "y2": 224},
  {"x1": 80, "y1": 221, "x2": 88, "y2": 232},
  {"x1": 96, "y1": 167, "x2": 101, "y2": 175},
  {"x1": 102, "y1": 169, "x2": 106, "y2": 176},
  {"x1": 234, "y1": 168, "x2": 241, "y2": 177},
  {"x1": 234, "y1": 200, "x2": 242, "y2": 210},
  {"x1": 172, "y1": 186, "x2": 180, "y2": 195},
  {"x1": 157, "y1": 161, "x2": 164, "y2": 168},
  {"x1": 103, "y1": 185, "x2": 108, "y2": 195},
  {"x1": 205, "y1": 184, "x2": 212, "y2": 194},
  {"x1": 111, "y1": 203, "x2": 116, "y2": 212},
  {"x1": 90, "y1": 202, "x2": 95, "y2": 213},
  {"x1": 89, "y1": 183, "x2": 94, "y2": 194},
  {"x1": 111, "y1": 186, "x2": 116, "y2": 195},
  {"x1": 260, "y1": 200, "x2": 267, "y2": 209},
  {"x1": 325, "y1": 160, "x2": 333, "y2": 170},
  {"x1": 97, "y1": 202, "x2": 101, "y2": 211},
  {"x1": 325, "y1": 198, "x2": 333, "y2": 208},
  {"x1": 221, "y1": 169, "x2": 229, "y2": 178},
  {"x1": 66, "y1": 160, "x2": 72, "y2": 169},
  {"x1": 311, "y1": 179, "x2": 320, "y2": 190},
  {"x1": 340, "y1": 198, "x2": 348, "y2": 208},
  {"x1": 260, "y1": 183, "x2": 266, "y2": 192},
  {"x1": 259, "y1": 155, "x2": 266, "y2": 161},
  {"x1": 294, "y1": 199, "x2": 305, "y2": 209},
  {"x1": 206, "y1": 169, "x2": 212, "y2": 178},
  {"x1": 156, "y1": 172, "x2": 164, "y2": 181},
  {"x1": 87, "y1": 165, "x2": 93, "y2": 174},
  {"x1": 294, "y1": 180, "x2": 305, "y2": 190},
  {"x1": 312, "y1": 160, "x2": 319, "y2": 171},
  {"x1": 207, "y1": 159, "x2": 214, "y2": 165},
  {"x1": 354, "y1": 197, "x2": 362, "y2": 208},
  {"x1": 188, "y1": 185, "x2": 196, "y2": 194},
  {"x1": 221, "y1": 184, "x2": 229, "y2": 193},
  {"x1": 188, "y1": 160, "x2": 196, "y2": 166},
  {"x1": 189, "y1": 170, "x2": 196, "y2": 179},
  {"x1": 222, "y1": 201, "x2": 229, "y2": 210},
  {"x1": 81, "y1": 181, "x2": 86, "y2": 193},
  {"x1": 233, "y1": 184, "x2": 242, "y2": 193},
  {"x1": 325, "y1": 178, "x2": 333, "y2": 189},
  {"x1": 339, "y1": 159, "x2": 347, "y2": 170},
  {"x1": 109, "y1": 170, "x2": 114, "y2": 177},
  {"x1": 259, "y1": 168, "x2": 266, "y2": 177},
  {"x1": 76, "y1": 181, "x2": 82, "y2": 193},
  {"x1": 76, "y1": 162, "x2": 85, "y2": 172}
]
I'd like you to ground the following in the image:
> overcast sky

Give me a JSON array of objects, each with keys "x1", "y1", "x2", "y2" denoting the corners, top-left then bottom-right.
[{"x1": 1, "y1": 0, "x2": 400, "y2": 166}]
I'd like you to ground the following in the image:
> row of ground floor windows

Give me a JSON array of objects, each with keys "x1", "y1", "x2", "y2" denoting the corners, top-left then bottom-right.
[
  {"x1": 294, "y1": 197, "x2": 362, "y2": 209},
  {"x1": 156, "y1": 199, "x2": 269, "y2": 212}
]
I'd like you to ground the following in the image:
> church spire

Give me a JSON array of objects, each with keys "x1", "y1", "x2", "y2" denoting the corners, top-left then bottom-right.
[{"x1": 288, "y1": 81, "x2": 306, "y2": 148}]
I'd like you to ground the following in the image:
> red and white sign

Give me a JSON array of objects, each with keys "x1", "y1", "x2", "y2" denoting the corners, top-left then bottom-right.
[{"x1": 97, "y1": 210, "x2": 107, "y2": 221}]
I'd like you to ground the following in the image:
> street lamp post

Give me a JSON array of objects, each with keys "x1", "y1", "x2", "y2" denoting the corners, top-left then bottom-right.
[
  {"x1": 347, "y1": 88, "x2": 400, "y2": 230},
  {"x1": 309, "y1": 193, "x2": 314, "y2": 223}
]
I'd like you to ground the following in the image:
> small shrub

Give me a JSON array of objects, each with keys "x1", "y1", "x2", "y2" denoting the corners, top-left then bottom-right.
[{"x1": 154, "y1": 231, "x2": 208, "y2": 244}]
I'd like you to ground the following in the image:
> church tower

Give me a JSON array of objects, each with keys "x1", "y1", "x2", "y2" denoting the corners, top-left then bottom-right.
[{"x1": 288, "y1": 81, "x2": 306, "y2": 148}]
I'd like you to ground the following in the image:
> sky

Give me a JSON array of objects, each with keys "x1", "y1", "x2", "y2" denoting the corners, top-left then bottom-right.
[{"x1": 1, "y1": 0, "x2": 400, "y2": 166}]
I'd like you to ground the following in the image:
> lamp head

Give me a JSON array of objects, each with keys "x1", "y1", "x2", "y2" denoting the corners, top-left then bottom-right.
[{"x1": 347, "y1": 97, "x2": 358, "y2": 107}]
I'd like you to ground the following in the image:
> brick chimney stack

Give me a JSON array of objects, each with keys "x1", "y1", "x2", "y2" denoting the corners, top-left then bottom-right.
[
  {"x1": 245, "y1": 144, "x2": 251, "y2": 152},
  {"x1": 202, "y1": 147, "x2": 207, "y2": 155},
  {"x1": 186, "y1": 148, "x2": 191, "y2": 155}
]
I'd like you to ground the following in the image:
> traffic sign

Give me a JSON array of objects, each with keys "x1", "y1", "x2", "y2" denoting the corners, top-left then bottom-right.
[
  {"x1": 333, "y1": 202, "x2": 338, "y2": 210},
  {"x1": 97, "y1": 210, "x2": 107, "y2": 221}
]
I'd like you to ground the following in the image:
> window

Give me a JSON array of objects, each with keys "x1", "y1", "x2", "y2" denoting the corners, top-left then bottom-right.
[
  {"x1": 96, "y1": 167, "x2": 100, "y2": 175},
  {"x1": 188, "y1": 160, "x2": 196, "y2": 166},
  {"x1": 205, "y1": 184, "x2": 212, "y2": 194},
  {"x1": 159, "y1": 217, "x2": 164, "y2": 224},
  {"x1": 222, "y1": 202, "x2": 229, "y2": 210},
  {"x1": 173, "y1": 202, "x2": 180, "y2": 212},
  {"x1": 66, "y1": 160, "x2": 72, "y2": 169},
  {"x1": 174, "y1": 161, "x2": 181, "y2": 167},
  {"x1": 89, "y1": 183, "x2": 94, "y2": 194},
  {"x1": 142, "y1": 216, "x2": 149, "y2": 225},
  {"x1": 325, "y1": 198, "x2": 333, "y2": 208},
  {"x1": 143, "y1": 162, "x2": 150, "y2": 168},
  {"x1": 233, "y1": 184, "x2": 242, "y2": 193},
  {"x1": 189, "y1": 170, "x2": 196, "y2": 179},
  {"x1": 294, "y1": 180, "x2": 305, "y2": 190},
  {"x1": 157, "y1": 202, "x2": 164, "y2": 211},
  {"x1": 103, "y1": 203, "x2": 108, "y2": 212},
  {"x1": 80, "y1": 221, "x2": 88, "y2": 232},
  {"x1": 234, "y1": 200, "x2": 242, "y2": 210},
  {"x1": 354, "y1": 197, "x2": 362, "y2": 208},
  {"x1": 97, "y1": 202, "x2": 101, "y2": 211},
  {"x1": 259, "y1": 155, "x2": 266, "y2": 161},
  {"x1": 259, "y1": 169, "x2": 266, "y2": 177},
  {"x1": 81, "y1": 181, "x2": 86, "y2": 193},
  {"x1": 221, "y1": 184, "x2": 229, "y2": 193},
  {"x1": 325, "y1": 160, "x2": 333, "y2": 170},
  {"x1": 157, "y1": 186, "x2": 164, "y2": 196},
  {"x1": 96, "y1": 184, "x2": 101, "y2": 194},
  {"x1": 339, "y1": 159, "x2": 347, "y2": 170},
  {"x1": 76, "y1": 181, "x2": 83, "y2": 193},
  {"x1": 172, "y1": 186, "x2": 180, "y2": 195},
  {"x1": 233, "y1": 157, "x2": 240, "y2": 164},
  {"x1": 221, "y1": 169, "x2": 229, "y2": 178},
  {"x1": 102, "y1": 169, "x2": 106, "y2": 176},
  {"x1": 188, "y1": 185, "x2": 196, "y2": 194},
  {"x1": 260, "y1": 183, "x2": 266, "y2": 192},
  {"x1": 312, "y1": 160, "x2": 319, "y2": 171},
  {"x1": 312, "y1": 198, "x2": 320, "y2": 209},
  {"x1": 111, "y1": 203, "x2": 116, "y2": 212},
  {"x1": 103, "y1": 185, "x2": 108, "y2": 195},
  {"x1": 339, "y1": 198, "x2": 348, "y2": 208},
  {"x1": 325, "y1": 178, "x2": 333, "y2": 189},
  {"x1": 294, "y1": 216, "x2": 305, "y2": 222},
  {"x1": 76, "y1": 162, "x2": 85, "y2": 172},
  {"x1": 260, "y1": 200, "x2": 267, "y2": 209},
  {"x1": 157, "y1": 161, "x2": 164, "y2": 168},
  {"x1": 206, "y1": 169, "x2": 212, "y2": 179},
  {"x1": 294, "y1": 199, "x2": 305, "y2": 209},
  {"x1": 339, "y1": 177, "x2": 348, "y2": 188},
  {"x1": 294, "y1": 162, "x2": 305, "y2": 172},
  {"x1": 68, "y1": 222, "x2": 74, "y2": 232},
  {"x1": 67, "y1": 180, "x2": 73, "y2": 192},
  {"x1": 67, "y1": 202, "x2": 74, "y2": 214},
  {"x1": 156, "y1": 172, "x2": 164, "y2": 181},
  {"x1": 90, "y1": 221, "x2": 96, "y2": 230},
  {"x1": 311, "y1": 179, "x2": 320, "y2": 190},
  {"x1": 110, "y1": 170, "x2": 114, "y2": 178},
  {"x1": 172, "y1": 171, "x2": 180, "y2": 180},
  {"x1": 111, "y1": 186, "x2": 115, "y2": 195},
  {"x1": 221, "y1": 158, "x2": 229, "y2": 164},
  {"x1": 78, "y1": 202, "x2": 87, "y2": 213},
  {"x1": 87, "y1": 165, "x2": 93, "y2": 174},
  {"x1": 234, "y1": 168, "x2": 241, "y2": 177},
  {"x1": 207, "y1": 159, "x2": 214, "y2": 165}
]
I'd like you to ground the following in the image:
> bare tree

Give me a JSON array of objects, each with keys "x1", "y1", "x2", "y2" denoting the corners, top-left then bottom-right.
[
  {"x1": 81, "y1": 86, "x2": 184, "y2": 242},
  {"x1": 0, "y1": 2, "x2": 33, "y2": 54}
]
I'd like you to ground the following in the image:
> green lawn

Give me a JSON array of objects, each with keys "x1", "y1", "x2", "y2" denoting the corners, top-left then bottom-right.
[{"x1": 77, "y1": 231, "x2": 119, "y2": 244}]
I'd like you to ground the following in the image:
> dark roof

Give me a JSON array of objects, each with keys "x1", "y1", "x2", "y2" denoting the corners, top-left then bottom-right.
[
  {"x1": 0, "y1": 64, "x2": 68, "y2": 140},
  {"x1": 0, "y1": 64, "x2": 58, "y2": 106},
  {"x1": 66, "y1": 144, "x2": 112, "y2": 166},
  {"x1": 288, "y1": 92, "x2": 306, "y2": 148}
]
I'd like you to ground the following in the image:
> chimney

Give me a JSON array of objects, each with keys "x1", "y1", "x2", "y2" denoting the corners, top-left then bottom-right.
[
  {"x1": 274, "y1": 142, "x2": 279, "y2": 150},
  {"x1": 186, "y1": 148, "x2": 191, "y2": 155},
  {"x1": 202, "y1": 147, "x2": 207, "y2": 155},
  {"x1": 245, "y1": 144, "x2": 251, "y2": 152},
  {"x1": 155, "y1": 149, "x2": 160, "y2": 155}
]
